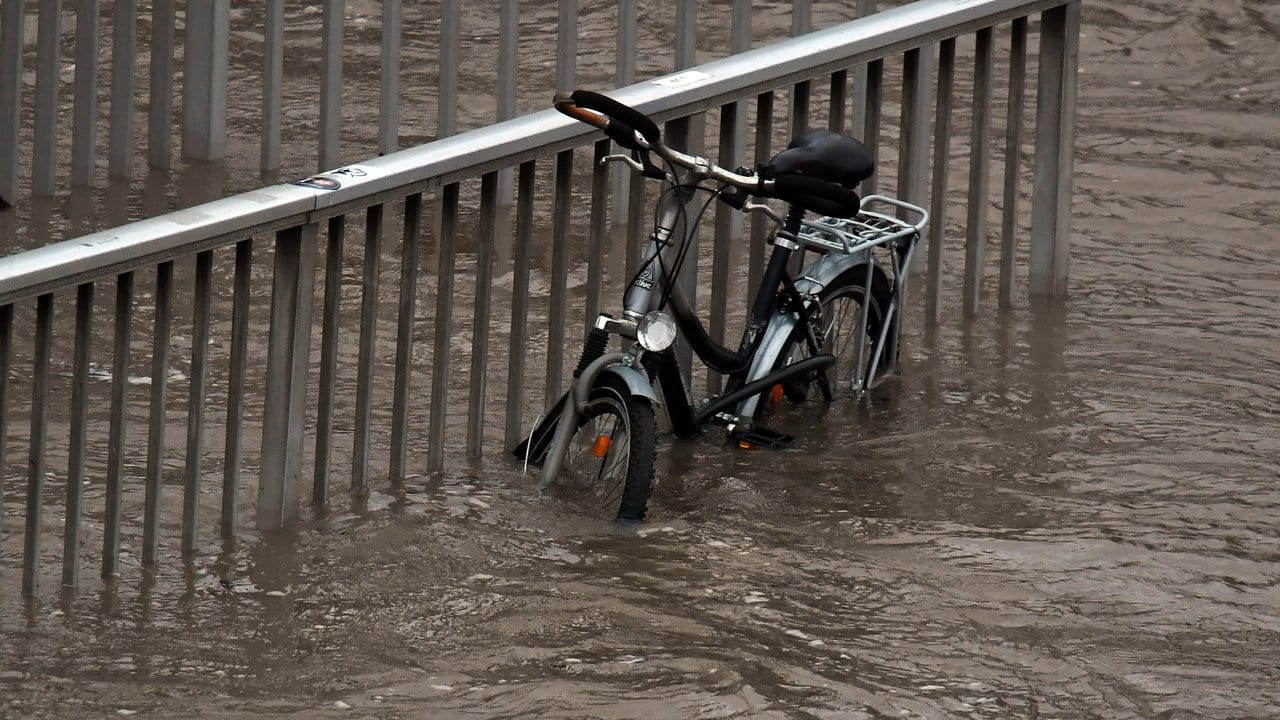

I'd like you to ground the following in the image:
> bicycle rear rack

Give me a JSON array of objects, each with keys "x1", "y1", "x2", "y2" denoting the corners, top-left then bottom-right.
[{"x1": 790, "y1": 195, "x2": 929, "y2": 256}]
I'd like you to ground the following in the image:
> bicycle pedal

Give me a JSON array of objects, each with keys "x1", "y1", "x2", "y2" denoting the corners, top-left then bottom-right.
[{"x1": 728, "y1": 425, "x2": 795, "y2": 450}]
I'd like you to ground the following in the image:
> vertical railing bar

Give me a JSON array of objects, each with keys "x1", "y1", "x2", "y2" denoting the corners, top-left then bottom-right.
[
  {"x1": 428, "y1": 183, "x2": 460, "y2": 472},
  {"x1": 318, "y1": 0, "x2": 344, "y2": 170},
  {"x1": 675, "y1": 0, "x2": 695, "y2": 70},
  {"x1": 789, "y1": 0, "x2": 811, "y2": 138},
  {"x1": 611, "y1": 0, "x2": 637, "y2": 227},
  {"x1": 897, "y1": 44, "x2": 934, "y2": 271},
  {"x1": 61, "y1": 283, "x2": 94, "y2": 588},
  {"x1": 624, "y1": 161, "x2": 646, "y2": 284},
  {"x1": 925, "y1": 38, "x2": 956, "y2": 327},
  {"x1": 283, "y1": 226, "x2": 318, "y2": 512},
  {"x1": 390, "y1": 194, "x2": 422, "y2": 482},
  {"x1": 313, "y1": 218, "x2": 343, "y2": 504},
  {"x1": 23, "y1": 294, "x2": 54, "y2": 596},
  {"x1": 467, "y1": 174, "x2": 498, "y2": 457},
  {"x1": 179, "y1": 0, "x2": 229, "y2": 161},
  {"x1": 964, "y1": 27, "x2": 995, "y2": 317},
  {"x1": 792, "y1": 0, "x2": 811, "y2": 35},
  {"x1": 71, "y1": 0, "x2": 101, "y2": 186},
  {"x1": 505, "y1": 161, "x2": 536, "y2": 448},
  {"x1": 102, "y1": 273, "x2": 131, "y2": 575},
  {"x1": 262, "y1": 0, "x2": 284, "y2": 173},
  {"x1": 496, "y1": 0, "x2": 518, "y2": 206},
  {"x1": 498, "y1": 0, "x2": 518, "y2": 120},
  {"x1": 0, "y1": 305, "x2": 10, "y2": 551},
  {"x1": 861, "y1": 58, "x2": 883, "y2": 197},
  {"x1": 32, "y1": 0, "x2": 63, "y2": 195},
  {"x1": 222, "y1": 240, "x2": 251, "y2": 537},
  {"x1": 352, "y1": 206, "x2": 383, "y2": 493},
  {"x1": 148, "y1": 0, "x2": 176, "y2": 169},
  {"x1": 379, "y1": 0, "x2": 402, "y2": 154},
  {"x1": 585, "y1": 141, "x2": 609, "y2": 326},
  {"x1": 107, "y1": 0, "x2": 137, "y2": 179},
  {"x1": 790, "y1": 81, "x2": 810, "y2": 140},
  {"x1": 557, "y1": 0, "x2": 578, "y2": 96},
  {"x1": 999, "y1": 17, "x2": 1028, "y2": 308},
  {"x1": 828, "y1": 69, "x2": 848, "y2": 134},
  {"x1": 749, "y1": 91, "x2": 774, "y2": 292},
  {"x1": 709, "y1": 100, "x2": 739, "y2": 395},
  {"x1": 1030, "y1": 3, "x2": 1077, "y2": 296},
  {"x1": 731, "y1": 0, "x2": 750, "y2": 53},
  {"x1": 142, "y1": 262, "x2": 173, "y2": 566},
  {"x1": 848, "y1": 0, "x2": 876, "y2": 144},
  {"x1": 664, "y1": 116, "x2": 696, "y2": 378},
  {"x1": 894, "y1": 45, "x2": 933, "y2": 370},
  {"x1": 181, "y1": 251, "x2": 213, "y2": 553},
  {"x1": 0, "y1": 0, "x2": 25, "y2": 205},
  {"x1": 439, "y1": 0, "x2": 460, "y2": 139},
  {"x1": 546, "y1": 150, "x2": 573, "y2": 407},
  {"x1": 259, "y1": 224, "x2": 318, "y2": 529}
]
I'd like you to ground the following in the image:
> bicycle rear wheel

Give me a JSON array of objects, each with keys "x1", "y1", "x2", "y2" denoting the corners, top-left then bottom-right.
[
  {"x1": 781, "y1": 264, "x2": 891, "y2": 401},
  {"x1": 559, "y1": 375, "x2": 656, "y2": 521}
]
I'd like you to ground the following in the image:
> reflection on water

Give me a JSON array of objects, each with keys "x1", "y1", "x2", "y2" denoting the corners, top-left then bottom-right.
[{"x1": 3, "y1": 0, "x2": 1280, "y2": 718}]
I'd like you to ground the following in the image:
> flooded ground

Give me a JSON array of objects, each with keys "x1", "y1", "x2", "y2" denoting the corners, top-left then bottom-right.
[{"x1": 2, "y1": 0, "x2": 1280, "y2": 718}]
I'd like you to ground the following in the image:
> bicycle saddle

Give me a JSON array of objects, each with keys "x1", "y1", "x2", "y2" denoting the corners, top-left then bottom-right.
[{"x1": 762, "y1": 130, "x2": 875, "y2": 189}]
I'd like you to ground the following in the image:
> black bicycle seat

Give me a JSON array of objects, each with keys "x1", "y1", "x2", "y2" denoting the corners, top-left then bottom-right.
[{"x1": 762, "y1": 130, "x2": 875, "y2": 189}]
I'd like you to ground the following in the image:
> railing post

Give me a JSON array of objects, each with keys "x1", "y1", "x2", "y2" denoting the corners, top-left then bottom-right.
[
  {"x1": 32, "y1": 0, "x2": 62, "y2": 196},
  {"x1": 71, "y1": 0, "x2": 101, "y2": 187},
  {"x1": 181, "y1": 0, "x2": 229, "y2": 160},
  {"x1": 1030, "y1": 1, "x2": 1080, "y2": 297},
  {"x1": 849, "y1": 0, "x2": 876, "y2": 140},
  {"x1": 898, "y1": 44, "x2": 934, "y2": 273},
  {"x1": 259, "y1": 223, "x2": 319, "y2": 530},
  {"x1": 379, "y1": 0, "x2": 402, "y2": 154},
  {"x1": 147, "y1": 0, "x2": 176, "y2": 170},
  {"x1": 318, "y1": 0, "x2": 344, "y2": 170},
  {"x1": 0, "y1": 0, "x2": 24, "y2": 206},
  {"x1": 108, "y1": 0, "x2": 138, "y2": 179},
  {"x1": 261, "y1": 0, "x2": 284, "y2": 172}
]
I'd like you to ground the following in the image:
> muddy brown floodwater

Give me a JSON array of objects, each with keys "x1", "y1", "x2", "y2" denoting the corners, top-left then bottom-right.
[{"x1": 2, "y1": 0, "x2": 1280, "y2": 718}]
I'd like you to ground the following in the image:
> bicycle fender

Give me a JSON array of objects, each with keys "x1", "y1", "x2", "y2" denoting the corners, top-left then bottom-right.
[
  {"x1": 793, "y1": 250, "x2": 873, "y2": 296},
  {"x1": 735, "y1": 254, "x2": 881, "y2": 420},
  {"x1": 600, "y1": 365, "x2": 658, "y2": 403},
  {"x1": 735, "y1": 313, "x2": 800, "y2": 420}
]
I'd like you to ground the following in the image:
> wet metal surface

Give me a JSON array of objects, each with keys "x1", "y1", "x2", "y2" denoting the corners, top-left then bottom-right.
[{"x1": 2, "y1": 1, "x2": 1280, "y2": 718}]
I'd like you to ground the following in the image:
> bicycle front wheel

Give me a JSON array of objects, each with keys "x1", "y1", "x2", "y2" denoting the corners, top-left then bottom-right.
[
  {"x1": 559, "y1": 375, "x2": 656, "y2": 521},
  {"x1": 781, "y1": 264, "x2": 892, "y2": 401}
]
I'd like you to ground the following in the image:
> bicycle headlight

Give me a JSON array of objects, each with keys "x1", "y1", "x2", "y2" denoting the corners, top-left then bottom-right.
[{"x1": 637, "y1": 311, "x2": 677, "y2": 352}]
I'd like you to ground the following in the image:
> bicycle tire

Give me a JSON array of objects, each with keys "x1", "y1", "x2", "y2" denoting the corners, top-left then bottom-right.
[
  {"x1": 558, "y1": 374, "x2": 656, "y2": 522},
  {"x1": 779, "y1": 264, "x2": 892, "y2": 402}
]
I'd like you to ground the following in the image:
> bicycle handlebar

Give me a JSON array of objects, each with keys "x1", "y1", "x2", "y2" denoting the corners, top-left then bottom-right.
[
  {"x1": 556, "y1": 89, "x2": 862, "y2": 217},
  {"x1": 555, "y1": 90, "x2": 762, "y2": 187}
]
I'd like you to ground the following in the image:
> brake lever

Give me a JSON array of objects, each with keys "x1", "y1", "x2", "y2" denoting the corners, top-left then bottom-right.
[
  {"x1": 600, "y1": 150, "x2": 670, "y2": 182},
  {"x1": 743, "y1": 201, "x2": 784, "y2": 227},
  {"x1": 601, "y1": 153, "x2": 645, "y2": 173}
]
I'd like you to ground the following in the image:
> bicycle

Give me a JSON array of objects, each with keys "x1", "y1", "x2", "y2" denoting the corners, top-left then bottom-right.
[{"x1": 513, "y1": 90, "x2": 928, "y2": 522}]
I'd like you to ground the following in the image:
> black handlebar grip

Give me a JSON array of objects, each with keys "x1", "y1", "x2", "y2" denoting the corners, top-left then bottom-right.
[
  {"x1": 603, "y1": 119, "x2": 644, "y2": 152},
  {"x1": 570, "y1": 90, "x2": 660, "y2": 143},
  {"x1": 770, "y1": 174, "x2": 861, "y2": 218}
]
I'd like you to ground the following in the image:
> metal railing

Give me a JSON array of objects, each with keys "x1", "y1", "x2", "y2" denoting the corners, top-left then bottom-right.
[{"x1": 0, "y1": 0, "x2": 1080, "y2": 597}]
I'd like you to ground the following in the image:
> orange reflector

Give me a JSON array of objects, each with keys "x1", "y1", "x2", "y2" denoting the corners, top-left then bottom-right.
[
  {"x1": 591, "y1": 435, "x2": 612, "y2": 458},
  {"x1": 738, "y1": 440, "x2": 754, "y2": 450},
  {"x1": 769, "y1": 384, "x2": 784, "y2": 404}
]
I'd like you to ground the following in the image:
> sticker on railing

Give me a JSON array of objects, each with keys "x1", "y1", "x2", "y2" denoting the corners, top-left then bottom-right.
[
  {"x1": 653, "y1": 70, "x2": 712, "y2": 89},
  {"x1": 293, "y1": 165, "x2": 379, "y2": 191}
]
